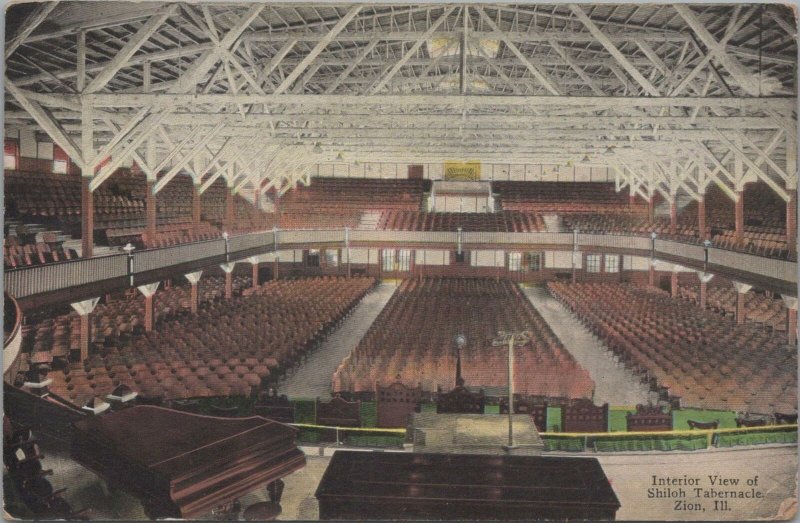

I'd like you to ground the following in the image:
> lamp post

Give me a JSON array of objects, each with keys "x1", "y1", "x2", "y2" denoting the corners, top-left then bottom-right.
[
  {"x1": 492, "y1": 330, "x2": 532, "y2": 451},
  {"x1": 222, "y1": 231, "x2": 230, "y2": 261},
  {"x1": 123, "y1": 243, "x2": 135, "y2": 287},
  {"x1": 454, "y1": 334, "x2": 466, "y2": 388},
  {"x1": 703, "y1": 239, "x2": 712, "y2": 271}
]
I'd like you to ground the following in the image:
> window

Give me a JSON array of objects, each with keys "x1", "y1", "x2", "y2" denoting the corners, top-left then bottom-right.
[
  {"x1": 307, "y1": 249, "x2": 320, "y2": 267},
  {"x1": 508, "y1": 252, "x2": 522, "y2": 272},
  {"x1": 527, "y1": 253, "x2": 542, "y2": 272},
  {"x1": 382, "y1": 249, "x2": 395, "y2": 272},
  {"x1": 324, "y1": 250, "x2": 338, "y2": 267},
  {"x1": 4, "y1": 139, "x2": 18, "y2": 169},
  {"x1": 397, "y1": 249, "x2": 412, "y2": 272},
  {"x1": 586, "y1": 254, "x2": 601, "y2": 273},
  {"x1": 53, "y1": 144, "x2": 70, "y2": 174},
  {"x1": 605, "y1": 254, "x2": 620, "y2": 273}
]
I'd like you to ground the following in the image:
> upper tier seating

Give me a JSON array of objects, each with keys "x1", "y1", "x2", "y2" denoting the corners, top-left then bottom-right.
[
  {"x1": 4, "y1": 233, "x2": 78, "y2": 269},
  {"x1": 547, "y1": 282, "x2": 796, "y2": 413},
  {"x1": 40, "y1": 277, "x2": 374, "y2": 406},
  {"x1": 333, "y1": 277, "x2": 594, "y2": 399},
  {"x1": 494, "y1": 181, "x2": 643, "y2": 214},
  {"x1": 4, "y1": 170, "x2": 272, "y2": 250},
  {"x1": 376, "y1": 210, "x2": 545, "y2": 232},
  {"x1": 678, "y1": 283, "x2": 790, "y2": 334},
  {"x1": 277, "y1": 178, "x2": 430, "y2": 229}
]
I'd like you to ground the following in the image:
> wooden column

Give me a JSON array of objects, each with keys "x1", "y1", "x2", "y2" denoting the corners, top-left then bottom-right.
[
  {"x1": 192, "y1": 183, "x2": 202, "y2": 232},
  {"x1": 669, "y1": 201, "x2": 677, "y2": 235},
  {"x1": 735, "y1": 191, "x2": 744, "y2": 245},
  {"x1": 629, "y1": 193, "x2": 636, "y2": 207},
  {"x1": 146, "y1": 179, "x2": 157, "y2": 247},
  {"x1": 647, "y1": 196, "x2": 655, "y2": 224},
  {"x1": 699, "y1": 280, "x2": 707, "y2": 309},
  {"x1": 648, "y1": 262, "x2": 655, "y2": 287},
  {"x1": 732, "y1": 282, "x2": 752, "y2": 325},
  {"x1": 787, "y1": 189, "x2": 796, "y2": 255},
  {"x1": 789, "y1": 308, "x2": 798, "y2": 347},
  {"x1": 225, "y1": 271, "x2": 233, "y2": 299},
  {"x1": 79, "y1": 314, "x2": 90, "y2": 362},
  {"x1": 670, "y1": 270, "x2": 678, "y2": 297},
  {"x1": 225, "y1": 188, "x2": 235, "y2": 231},
  {"x1": 273, "y1": 257, "x2": 280, "y2": 280},
  {"x1": 190, "y1": 283, "x2": 198, "y2": 315},
  {"x1": 80, "y1": 176, "x2": 94, "y2": 257},
  {"x1": 144, "y1": 295, "x2": 154, "y2": 332},
  {"x1": 698, "y1": 195, "x2": 707, "y2": 240},
  {"x1": 252, "y1": 262, "x2": 259, "y2": 288}
]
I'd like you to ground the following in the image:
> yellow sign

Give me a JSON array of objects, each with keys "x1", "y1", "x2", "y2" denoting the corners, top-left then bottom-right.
[{"x1": 444, "y1": 161, "x2": 481, "y2": 181}]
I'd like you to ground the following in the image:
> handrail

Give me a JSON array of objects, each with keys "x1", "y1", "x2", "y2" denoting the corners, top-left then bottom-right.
[
  {"x1": 4, "y1": 292, "x2": 22, "y2": 349},
  {"x1": 4, "y1": 228, "x2": 796, "y2": 300}
]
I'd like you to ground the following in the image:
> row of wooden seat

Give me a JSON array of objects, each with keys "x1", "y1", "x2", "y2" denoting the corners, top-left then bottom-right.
[
  {"x1": 547, "y1": 282, "x2": 796, "y2": 414},
  {"x1": 377, "y1": 210, "x2": 546, "y2": 232},
  {"x1": 42, "y1": 277, "x2": 375, "y2": 405},
  {"x1": 333, "y1": 277, "x2": 594, "y2": 398},
  {"x1": 494, "y1": 181, "x2": 640, "y2": 214},
  {"x1": 678, "y1": 283, "x2": 789, "y2": 333}
]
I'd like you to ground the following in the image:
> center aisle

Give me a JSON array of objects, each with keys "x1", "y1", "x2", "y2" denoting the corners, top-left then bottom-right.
[
  {"x1": 522, "y1": 285, "x2": 654, "y2": 406},
  {"x1": 277, "y1": 281, "x2": 398, "y2": 399}
]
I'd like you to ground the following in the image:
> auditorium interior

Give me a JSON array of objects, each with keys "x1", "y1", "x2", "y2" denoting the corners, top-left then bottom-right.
[{"x1": 2, "y1": 2, "x2": 798, "y2": 521}]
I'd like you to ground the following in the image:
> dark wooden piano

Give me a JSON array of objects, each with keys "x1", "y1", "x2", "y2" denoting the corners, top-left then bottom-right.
[
  {"x1": 70, "y1": 405, "x2": 305, "y2": 519},
  {"x1": 316, "y1": 451, "x2": 620, "y2": 520}
]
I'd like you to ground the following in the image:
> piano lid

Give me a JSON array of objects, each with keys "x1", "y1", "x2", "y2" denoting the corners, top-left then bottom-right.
[{"x1": 71, "y1": 405, "x2": 305, "y2": 518}]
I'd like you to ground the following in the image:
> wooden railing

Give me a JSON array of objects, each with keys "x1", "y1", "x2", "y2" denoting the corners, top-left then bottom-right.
[{"x1": 4, "y1": 229, "x2": 796, "y2": 300}]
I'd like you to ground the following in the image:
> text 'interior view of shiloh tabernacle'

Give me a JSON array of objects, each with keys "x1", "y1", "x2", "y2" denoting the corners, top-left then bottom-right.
[{"x1": 2, "y1": 2, "x2": 798, "y2": 521}]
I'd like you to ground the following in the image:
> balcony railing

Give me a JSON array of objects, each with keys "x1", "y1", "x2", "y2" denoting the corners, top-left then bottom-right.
[{"x1": 4, "y1": 228, "x2": 796, "y2": 299}]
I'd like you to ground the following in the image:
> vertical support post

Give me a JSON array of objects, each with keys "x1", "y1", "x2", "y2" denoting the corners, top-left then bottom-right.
[
  {"x1": 732, "y1": 282, "x2": 752, "y2": 325},
  {"x1": 571, "y1": 229, "x2": 578, "y2": 284},
  {"x1": 378, "y1": 249, "x2": 383, "y2": 280},
  {"x1": 670, "y1": 267, "x2": 679, "y2": 297},
  {"x1": 136, "y1": 283, "x2": 160, "y2": 332},
  {"x1": 220, "y1": 262, "x2": 236, "y2": 299},
  {"x1": 507, "y1": 335, "x2": 514, "y2": 449},
  {"x1": 252, "y1": 262, "x2": 259, "y2": 288},
  {"x1": 700, "y1": 280, "x2": 708, "y2": 309},
  {"x1": 648, "y1": 261, "x2": 656, "y2": 288},
  {"x1": 647, "y1": 196, "x2": 655, "y2": 224},
  {"x1": 184, "y1": 271, "x2": 202, "y2": 315},
  {"x1": 698, "y1": 195, "x2": 707, "y2": 240},
  {"x1": 781, "y1": 297, "x2": 798, "y2": 346},
  {"x1": 146, "y1": 179, "x2": 157, "y2": 247},
  {"x1": 345, "y1": 227, "x2": 351, "y2": 278},
  {"x1": 669, "y1": 200, "x2": 677, "y2": 235},
  {"x1": 71, "y1": 298, "x2": 99, "y2": 362},
  {"x1": 735, "y1": 191, "x2": 744, "y2": 246},
  {"x1": 80, "y1": 176, "x2": 94, "y2": 257},
  {"x1": 787, "y1": 189, "x2": 796, "y2": 255},
  {"x1": 225, "y1": 186, "x2": 235, "y2": 232},
  {"x1": 192, "y1": 182, "x2": 202, "y2": 232}
]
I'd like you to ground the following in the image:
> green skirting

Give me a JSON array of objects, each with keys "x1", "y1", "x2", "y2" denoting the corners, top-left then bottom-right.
[
  {"x1": 543, "y1": 437, "x2": 585, "y2": 452},
  {"x1": 360, "y1": 401, "x2": 377, "y2": 427},
  {"x1": 716, "y1": 429, "x2": 797, "y2": 448},
  {"x1": 594, "y1": 434, "x2": 707, "y2": 452},
  {"x1": 293, "y1": 400, "x2": 316, "y2": 424}
]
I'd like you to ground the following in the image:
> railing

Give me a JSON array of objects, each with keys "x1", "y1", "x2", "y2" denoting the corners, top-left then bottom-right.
[
  {"x1": 4, "y1": 253, "x2": 128, "y2": 298},
  {"x1": 708, "y1": 248, "x2": 797, "y2": 284},
  {"x1": 655, "y1": 239, "x2": 706, "y2": 262},
  {"x1": 3, "y1": 293, "x2": 23, "y2": 381},
  {"x1": 4, "y1": 228, "x2": 797, "y2": 300},
  {"x1": 133, "y1": 239, "x2": 225, "y2": 273}
]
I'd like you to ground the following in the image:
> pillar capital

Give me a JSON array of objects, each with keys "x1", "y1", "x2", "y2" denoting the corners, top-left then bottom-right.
[
  {"x1": 184, "y1": 271, "x2": 203, "y2": 285},
  {"x1": 696, "y1": 271, "x2": 714, "y2": 283},
  {"x1": 247, "y1": 255, "x2": 264, "y2": 265},
  {"x1": 136, "y1": 282, "x2": 160, "y2": 297},
  {"x1": 732, "y1": 281, "x2": 752, "y2": 295},
  {"x1": 781, "y1": 295, "x2": 798, "y2": 311},
  {"x1": 70, "y1": 297, "x2": 99, "y2": 316},
  {"x1": 220, "y1": 262, "x2": 236, "y2": 274}
]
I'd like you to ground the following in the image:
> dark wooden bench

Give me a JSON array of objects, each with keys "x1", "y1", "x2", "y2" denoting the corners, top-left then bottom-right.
[
  {"x1": 376, "y1": 381, "x2": 422, "y2": 428},
  {"x1": 561, "y1": 400, "x2": 608, "y2": 433},
  {"x1": 499, "y1": 396, "x2": 548, "y2": 432},
  {"x1": 316, "y1": 396, "x2": 361, "y2": 427},
  {"x1": 626, "y1": 404, "x2": 671, "y2": 432},
  {"x1": 435, "y1": 386, "x2": 484, "y2": 414}
]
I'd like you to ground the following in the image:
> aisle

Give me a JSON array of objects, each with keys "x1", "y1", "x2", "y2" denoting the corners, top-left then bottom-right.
[
  {"x1": 277, "y1": 282, "x2": 398, "y2": 398},
  {"x1": 523, "y1": 285, "x2": 654, "y2": 406}
]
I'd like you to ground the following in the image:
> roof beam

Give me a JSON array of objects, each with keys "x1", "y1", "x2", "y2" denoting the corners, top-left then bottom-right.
[
  {"x1": 477, "y1": 7, "x2": 562, "y2": 96},
  {"x1": 5, "y1": 2, "x2": 58, "y2": 59},
  {"x1": 83, "y1": 5, "x2": 178, "y2": 94},
  {"x1": 569, "y1": 4, "x2": 660, "y2": 96},
  {"x1": 274, "y1": 6, "x2": 362, "y2": 95},
  {"x1": 673, "y1": 4, "x2": 761, "y2": 96}
]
